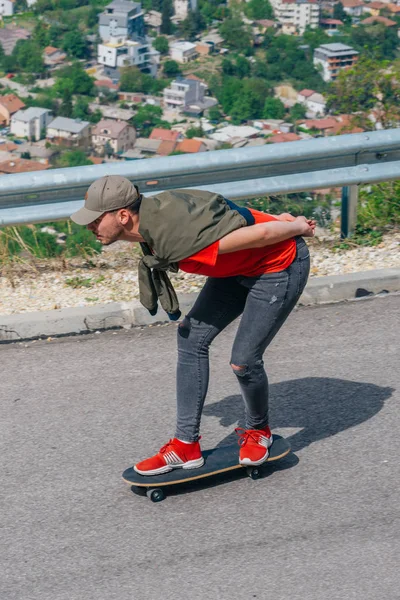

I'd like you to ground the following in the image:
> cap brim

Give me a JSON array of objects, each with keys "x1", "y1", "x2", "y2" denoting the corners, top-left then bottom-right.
[{"x1": 70, "y1": 206, "x2": 105, "y2": 226}]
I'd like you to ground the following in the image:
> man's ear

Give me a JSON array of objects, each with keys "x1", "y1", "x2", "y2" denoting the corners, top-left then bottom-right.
[{"x1": 117, "y1": 208, "x2": 130, "y2": 225}]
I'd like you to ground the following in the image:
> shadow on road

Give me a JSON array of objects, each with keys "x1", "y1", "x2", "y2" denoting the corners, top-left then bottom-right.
[{"x1": 203, "y1": 377, "x2": 394, "y2": 452}]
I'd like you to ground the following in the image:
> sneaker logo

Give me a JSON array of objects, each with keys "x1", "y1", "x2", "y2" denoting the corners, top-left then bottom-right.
[{"x1": 164, "y1": 451, "x2": 183, "y2": 465}]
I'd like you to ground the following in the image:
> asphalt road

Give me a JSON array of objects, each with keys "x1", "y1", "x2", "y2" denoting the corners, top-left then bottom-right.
[{"x1": 1, "y1": 295, "x2": 399, "y2": 600}]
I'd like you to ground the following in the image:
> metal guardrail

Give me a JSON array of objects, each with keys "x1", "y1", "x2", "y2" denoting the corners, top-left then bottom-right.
[{"x1": 1, "y1": 129, "x2": 400, "y2": 235}]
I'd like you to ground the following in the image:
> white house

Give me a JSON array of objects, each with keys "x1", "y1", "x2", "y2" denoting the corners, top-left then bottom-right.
[
  {"x1": 170, "y1": 41, "x2": 197, "y2": 63},
  {"x1": 10, "y1": 107, "x2": 53, "y2": 142},
  {"x1": 0, "y1": 0, "x2": 14, "y2": 17},
  {"x1": 97, "y1": 1, "x2": 160, "y2": 78},
  {"x1": 46, "y1": 117, "x2": 90, "y2": 148},
  {"x1": 270, "y1": 0, "x2": 320, "y2": 34},
  {"x1": 98, "y1": 38, "x2": 160, "y2": 77},
  {"x1": 173, "y1": 0, "x2": 197, "y2": 20},
  {"x1": 163, "y1": 77, "x2": 207, "y2": 111},
  {"x1": 297, "y1": 89, "x2": 326, "y2": 116},
  {"x1": 98, "y1": 0, "x2": 145, "y2": 42}
]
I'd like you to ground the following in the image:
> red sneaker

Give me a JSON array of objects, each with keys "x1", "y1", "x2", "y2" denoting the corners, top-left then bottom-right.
[
  {"x1": 134, "y1": 438, "x2": 204, "y2": 476},
  {"x1": 235, "y1": 426, "x2": 273, "y2": 466}
]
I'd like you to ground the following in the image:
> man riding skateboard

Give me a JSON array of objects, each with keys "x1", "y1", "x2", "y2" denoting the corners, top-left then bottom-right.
[{"x1": 71, "y1": 175, "x2": 314, "y2": 476}]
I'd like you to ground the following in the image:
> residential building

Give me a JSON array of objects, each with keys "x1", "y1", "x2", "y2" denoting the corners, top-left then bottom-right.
[
  {"x1": 271, "y1": 0, "x2": 320, "y2": 34},
  {"x1": 10, "y1": 107, "x2": 53, "y2": 141},
  {"x1": 362, "y1": 0, "x2": 385, "y2": 14},
  {"x1": 134, "y1": 137, "x2": 162, "y2": 154},
  {"x1": 340, "y1": 0, "x2": 364, "y2": 17},
  {"x1": 91, "y1": 119, "x2": 136, "y2": 154},
  {"x1": 0, "y1": 94, "x2": 26, "y2": 126},
  {"x1": 149, "y1": 128, "x2": 181, "y2": 143},
  {"x1": 0, "y1": 0, "x2": 14, "y2": 17},
  {"x1": 175, "y1": 138, "x2": 207, "y2": 153},
  {"x1": 297, "y1": 89, "x2": 326, "y2": 116},
  {"x1": 320, "y1": 18, "x2": 344, "y2": 32},
  {"x1": 209, "y1": 125, "x2": 260, "y2": 143},
  {"x1": 97, "y1": 1, "x2": 159, "y2": 78},
  {"x1": 13, "y1": 141, "x2": 59, "y2": 165},
  {"x1": 46, "y1": 117, "x2": 91, "y2": 148},
  {"x1": 89, "y1": 103, "x2": 135, "y2": 121},
  {"x1": 173, "y1": 0, "x2": 197, "y2": 20},
  {"x1": 98, "y1": 38, "x2": 160, "y2": 78},
  {"x1": 268, "y1": 132, "x2": 301, "y2": 143},
  {"x1": 361, "y1": 15, "x2": 397, "y2": 25},
  {"x1": 313, "y1": 43, "x2": 358, "y2": 82},
  {"x1": 0, "y1": 158, "x2": 49, "y2": 174},
  {"x1": 156, "y1": 140, "x2": 177, "y2": 156},
  {"x1": 99, "y1": 1, "x2": 145, "y2": 41},
  {"x1": 43, "y1": 46, "x2": 67, "y2": 67},
  {"x1": 169, "y1": 41, "x2": 197, "y2": 63},
  {"x1": 163, "y1": 78, "x2": 207, "y2": 112},
  {"x1": 144, "y1": 10, "x2": 161, "y2": 34},
  {"x1": 0, "y1": 28, "x2": 30, "y2": 55}
]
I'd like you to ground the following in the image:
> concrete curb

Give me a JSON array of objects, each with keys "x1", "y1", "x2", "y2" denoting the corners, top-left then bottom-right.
[{"x1": 0, "y1": 269, "x2": 399, "y2": 342}]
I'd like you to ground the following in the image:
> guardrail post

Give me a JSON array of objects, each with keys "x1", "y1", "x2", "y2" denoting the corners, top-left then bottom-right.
[{"x1": 341, "y1": 185, "x2": 359, "y2": 238}]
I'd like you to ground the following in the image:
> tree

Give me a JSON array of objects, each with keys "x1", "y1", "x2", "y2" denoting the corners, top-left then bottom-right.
[
  {"x1": 160, "y1": 0, "x2": 173, "y2": 35},
  {"x1": 263, "y1": 97, "x2": 285, "y2": 119},
  {"x1": 244, "y1": 0, "x2": 273, "y2": 20},
  {"x1": 55, "y1": 63, "x2": 94, "y2": 95},
  {"x1": 333, "y1": 2, "x2": 348, "y2": 23},
  {"x1": 186, "y1": 125, "x2": 203, "y2": 138},
  {"x1": 12, "y1": 39, "x2": 45, "y2": 75},
  {"x1": 179, "y1": 9, "x2": 206, "y2": 40},
  {"x1": 14, "y1": 0, "x2": 28, "y2": 11},
  {"x1": 72, "y1": 96, "x2": 90, "y2": 120},
  {"x1": 60, "y1": 150, "x2": 93, "y2": 167},
  {"x1": 350, "y1": 24, "x2": 399, "y2": 61},
  {"x1": 163, "y1": 59, "x2": 181, "y2": 77},
  {"x1": 327, "y1": 58, "x2": 400, "y2": 129},
  {"x1": 153, "y1": 36, "x2": 169, "y2": 55},
  {"x1": 207, "y1": 106, "x2": 223, "y2": 122},
  {"x1": 62, "y1": 31, "x2": 90, "y2": 59},
  {"x1": 290, "y1": 103, "x2": 307, "y2": 122},
  {"x1": 104, "y1": 141, "x2": 113, "y2": 157},
  {"x1": 59, "y1": 88, "x2": 73, "y2": 117},
  {"x1": 219, "y1": 17, "x2": 253, "y2": 51},
  {"x1": 131, "y1": 104, "x2": 171, "y2": 137}
]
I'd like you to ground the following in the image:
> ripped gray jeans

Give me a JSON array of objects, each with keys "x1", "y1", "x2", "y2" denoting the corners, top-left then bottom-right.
[{"x1": 175, "y1": 237, "x2": 310, "y2": 442}]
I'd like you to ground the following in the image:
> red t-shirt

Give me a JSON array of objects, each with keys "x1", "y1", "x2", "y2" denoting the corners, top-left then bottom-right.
[{"x1": 178, "y1": 209, "x2": 297, "y2": 277}]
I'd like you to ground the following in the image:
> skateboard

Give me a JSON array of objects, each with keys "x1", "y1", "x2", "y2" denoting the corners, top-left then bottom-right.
[{"x1": 122, "y1": 434, "x2": 291, "y2": 502}]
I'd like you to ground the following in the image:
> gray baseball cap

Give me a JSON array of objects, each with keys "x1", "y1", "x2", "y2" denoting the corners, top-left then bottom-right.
[{"x1": 70, "y1": 175, "x2": 140, "y2": 225}]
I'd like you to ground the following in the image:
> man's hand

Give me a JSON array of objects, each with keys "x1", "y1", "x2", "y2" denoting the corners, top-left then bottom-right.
[
  {"x1": 294, "y1": 216, "x2": 316, "y2": 238},
  {"x1": 277, "y1": 213, "x2": 296, "y2": 222}
]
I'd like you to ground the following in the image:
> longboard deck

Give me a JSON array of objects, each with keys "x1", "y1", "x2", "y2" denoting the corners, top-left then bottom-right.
[{"x1": 123, "y1": 435, "x2": 290, "y2": 489}]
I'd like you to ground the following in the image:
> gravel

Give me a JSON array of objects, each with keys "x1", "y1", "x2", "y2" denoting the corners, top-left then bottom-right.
[{"x1": 0, "y1": 232, "x2": 399, "y2": 316}]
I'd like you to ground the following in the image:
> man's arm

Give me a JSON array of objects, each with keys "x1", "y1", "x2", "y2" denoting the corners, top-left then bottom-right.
[{"x1": 218, "y1": 216, "x2": 315, "y2": 254}]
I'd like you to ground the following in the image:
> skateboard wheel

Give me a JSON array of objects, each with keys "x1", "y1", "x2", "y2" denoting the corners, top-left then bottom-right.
[
  {"x1": 247, "y1": 467, "x2": 260, "y2": 480},
  {"x1": 146, "y1": 488, "x2": 165, "y2": 502}
]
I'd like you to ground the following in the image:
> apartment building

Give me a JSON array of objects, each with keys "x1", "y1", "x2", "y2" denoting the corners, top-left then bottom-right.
[
  {"x1": 173, "y1": 0, "x2": 197, "y2": 20},
  {"x1": 313, "y1": 43, "x2": 358, "y2": 82},
  {"x1": 97, "y1": 0, "x2": 159, "y2": 78},
  {"x1": 163, "y1": 78, "x2": 206, "y2": 111},
  {"x1": 98, "y1": 0, "x2": 145, "y2": 42},
  {"x1": 98, "y1": 38, "x2": 160, "y2": 77},
  {"x1": 271, "y1": 0, "x2": 320, "y2": 34}
]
